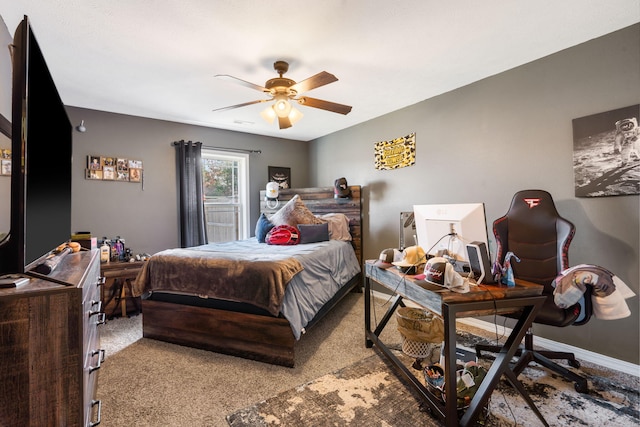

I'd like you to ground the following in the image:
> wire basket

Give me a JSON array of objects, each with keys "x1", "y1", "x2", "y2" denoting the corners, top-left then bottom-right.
[
  {"x1": 402, "y1": 338, "x2": 440, "y2": 359},
  {"x1": 396, "y1": 307, "x2": 444, "y2": 361}
]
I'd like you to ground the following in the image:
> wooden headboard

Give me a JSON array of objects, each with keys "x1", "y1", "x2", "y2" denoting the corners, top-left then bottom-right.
[{"x1": 259, "y1": 186, "x2": 363, "y2": 266}]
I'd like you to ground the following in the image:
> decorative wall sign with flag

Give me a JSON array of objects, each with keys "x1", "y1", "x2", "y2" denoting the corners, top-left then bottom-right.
[{"x1": 374, "y1": 132, "x2": 416, "y2": 170}]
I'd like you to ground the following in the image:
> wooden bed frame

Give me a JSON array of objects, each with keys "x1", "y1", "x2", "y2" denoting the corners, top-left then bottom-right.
[{"x1": 141, "y1": 186, "x2": 363, "y2": 367}]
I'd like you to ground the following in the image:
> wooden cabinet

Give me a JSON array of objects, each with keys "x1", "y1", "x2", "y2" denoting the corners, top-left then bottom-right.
[
  {"x1": 100, "y1": 261, "x2": 145, "y2": 319},
  {"x1": 0, "y1": 249, "x2": 104, "y2": 426}
]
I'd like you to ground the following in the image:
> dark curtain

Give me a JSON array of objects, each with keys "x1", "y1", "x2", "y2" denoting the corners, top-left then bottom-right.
[{"x1": 174, "y1": 140, "x2": 207, "y2": 247}]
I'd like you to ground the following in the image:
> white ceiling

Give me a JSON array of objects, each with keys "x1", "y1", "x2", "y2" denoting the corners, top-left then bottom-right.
[{"x1": 2, "y1": 1, "x2": 639, "y2": 141}]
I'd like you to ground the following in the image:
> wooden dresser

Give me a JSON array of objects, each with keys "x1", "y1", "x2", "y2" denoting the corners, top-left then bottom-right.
[{"x1": 0, "y1": 249, "x2": 104, "y2": 426}]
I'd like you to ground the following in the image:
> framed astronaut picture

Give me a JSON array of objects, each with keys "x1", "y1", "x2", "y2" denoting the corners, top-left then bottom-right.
[{"x1": 572, "y1": 104, "x2": 639, "y2": 197}]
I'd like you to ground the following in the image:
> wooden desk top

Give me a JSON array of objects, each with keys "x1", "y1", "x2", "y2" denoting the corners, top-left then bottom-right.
[{"x1": 365, "y1": 260, "x2": 544, "y2": 317}]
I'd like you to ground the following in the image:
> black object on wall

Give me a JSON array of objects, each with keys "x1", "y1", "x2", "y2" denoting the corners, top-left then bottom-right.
[{"x1": 0, "y1": 16, "x2": 72, "y2": 275}]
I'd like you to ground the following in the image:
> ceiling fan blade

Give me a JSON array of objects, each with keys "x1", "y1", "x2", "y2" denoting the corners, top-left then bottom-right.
[
  {"x1": 290, "y1": 71, "x2": 338, "y2": 93},
  {"x1": 212, "y1": 99, "x2": 269, "y2": 113},
  {"x1": 277, "y1": 115, "x2": 292, "y2": 129},
  {"x1": 215, "y1": 74, "x2": 268, "y2": 92},
  {"x1": 296, "y1": 96, "x2": 352, "y2": 115}
]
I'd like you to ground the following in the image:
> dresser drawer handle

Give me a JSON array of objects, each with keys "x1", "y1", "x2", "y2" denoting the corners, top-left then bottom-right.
[
  {"x1": 95, "y1": 312, "x2": 106, "y2": 326},
  {"x1": 90, "y1": 399, "x2": 102, "y2": 426},
  {"x1": 89, "y1": 348, "x2": 106, "y2": 373},
  {"x1": 97, "y1": 276, "x2": 106, "y2": 286},
  {"x1": 89, "y1": 300, "x2": 102, "y2": 316}
]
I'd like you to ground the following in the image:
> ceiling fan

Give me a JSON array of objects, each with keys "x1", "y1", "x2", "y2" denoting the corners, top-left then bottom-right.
[{"x1": 213, "y1": 60, "x2": 352, "y2": 129}]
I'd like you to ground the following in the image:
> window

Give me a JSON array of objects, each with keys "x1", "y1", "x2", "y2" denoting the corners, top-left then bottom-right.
[{"x1": 201, "y1": 150, "x2": 249, "y2": 243}]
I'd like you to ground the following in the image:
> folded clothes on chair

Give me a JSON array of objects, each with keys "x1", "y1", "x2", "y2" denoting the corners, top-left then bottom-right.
[
  {"x1": 553, "y1": 264, "x2": 636, "y2": 320},
  {"x1": 593, "y1": 276, "x2": 636, "y2": 320}
]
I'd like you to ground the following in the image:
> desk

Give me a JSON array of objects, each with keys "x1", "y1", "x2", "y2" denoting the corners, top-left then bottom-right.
[
  {"x1": 364, "y1": 260, "x2": 548, "y2": 427},
  {"x1": 101, "y1": 261, "x2": 145, "y2": 318}
]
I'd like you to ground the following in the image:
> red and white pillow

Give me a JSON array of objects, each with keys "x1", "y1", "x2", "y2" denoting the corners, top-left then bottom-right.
[{"x1": 266, "y1": 224, "x2": 300, "y2": 245}]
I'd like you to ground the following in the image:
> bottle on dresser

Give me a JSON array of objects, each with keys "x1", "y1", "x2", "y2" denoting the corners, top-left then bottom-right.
[{"x1": 100, "y1": 238, "x2": 110, "y2": 263}]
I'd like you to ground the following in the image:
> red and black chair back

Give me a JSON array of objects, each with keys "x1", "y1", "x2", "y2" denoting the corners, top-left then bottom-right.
[{"x1": 493, "y1": 190, "x2": 590, "y2": 327}]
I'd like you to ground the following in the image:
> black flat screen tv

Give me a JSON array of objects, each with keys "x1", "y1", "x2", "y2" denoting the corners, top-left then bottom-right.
[{"x1": 0, "y1": 15, "x2": 72, "y2": 276}]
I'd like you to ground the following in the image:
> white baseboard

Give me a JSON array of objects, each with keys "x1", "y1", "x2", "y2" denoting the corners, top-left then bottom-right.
[{"x1": 370, "y1": 290, "x2": 639, "y2": 377}]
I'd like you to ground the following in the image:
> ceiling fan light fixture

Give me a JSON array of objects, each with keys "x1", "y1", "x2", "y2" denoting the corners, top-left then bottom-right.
[
  {"x1": 273, "y1": 96, "x2": 291, "y2": 118},
  {"x1": 260, "y1": 106, "x2": 276, "y2": 124},
  {"x1": 215, "y1": 60, "x2": 352, "y2": 130},
  {"x1": 289, "y1": 107, "x2": 303, "y2": 124},
  {"x1": 261, "y1": 104, "x2": 303, "y2": 127}
]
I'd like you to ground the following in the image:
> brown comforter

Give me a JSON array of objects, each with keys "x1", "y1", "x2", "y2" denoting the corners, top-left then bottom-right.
[{"x1": 132, "y1": 245, "x2": 304, "y2": 316}]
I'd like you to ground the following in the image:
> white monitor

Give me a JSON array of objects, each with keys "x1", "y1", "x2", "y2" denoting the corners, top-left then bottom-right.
[{"x1": 413, "y1": 203, "x2": 489, "y2": 268}]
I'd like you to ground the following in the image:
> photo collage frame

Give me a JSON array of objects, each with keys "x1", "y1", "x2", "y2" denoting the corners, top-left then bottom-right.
[{"x1": 86, "y1": 155, "x2": 143, "y2": 183}]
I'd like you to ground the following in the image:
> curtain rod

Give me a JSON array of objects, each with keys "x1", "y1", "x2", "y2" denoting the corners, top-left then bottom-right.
[
  {"x1": 172, "y1": 140, "x2": 261, "y2": 154},
  {"x1": 204, "y1": 145, "x2": 262, "y2": 154}
]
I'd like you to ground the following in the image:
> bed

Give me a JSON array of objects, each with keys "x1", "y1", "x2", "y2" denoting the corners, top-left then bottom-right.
[{"x1": 133, "y1": 186, "x2": 363, "y2": 367}]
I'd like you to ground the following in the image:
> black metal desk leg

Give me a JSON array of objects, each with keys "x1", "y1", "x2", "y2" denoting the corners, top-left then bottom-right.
[
  {"x1": 373, "y1": 294, "x2": 403, "y2": 337},
  {"x1": 442, "y1": 304, "x2": 459, "y2": 425},
  {"x1": 365, "y1": 276, "x2": 373, "y2": 347},
  {"x1": 365, "y1": 276, "x2": 405, "y2": 345}
]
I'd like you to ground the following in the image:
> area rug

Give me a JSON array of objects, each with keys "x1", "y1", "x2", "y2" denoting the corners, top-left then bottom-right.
[{"x1": 227, "y1": 334, "x2": 639, "y2": 427}]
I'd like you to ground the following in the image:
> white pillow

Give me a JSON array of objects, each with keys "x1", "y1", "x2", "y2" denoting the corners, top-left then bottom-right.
[{"x1": 317, "y1": 213, "x2": 352, "y2": 241}]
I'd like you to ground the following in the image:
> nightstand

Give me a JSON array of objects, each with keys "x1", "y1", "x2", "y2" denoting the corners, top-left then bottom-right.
[{"x1": 100, "y1": 260, "x2": 145, "y2": 319}]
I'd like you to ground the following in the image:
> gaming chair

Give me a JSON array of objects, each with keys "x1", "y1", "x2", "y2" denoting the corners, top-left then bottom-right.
[{"x1": 475, "y1": 189, "x2": 591, "y2": 393}]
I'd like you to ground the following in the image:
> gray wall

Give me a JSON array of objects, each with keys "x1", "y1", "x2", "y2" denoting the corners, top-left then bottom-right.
[
  {"x1": 65, "y1": 108, "x2": 311, "y2": 255},
  {"x1": 310, "y1": 25, "x2": 640, "y2": 364}
]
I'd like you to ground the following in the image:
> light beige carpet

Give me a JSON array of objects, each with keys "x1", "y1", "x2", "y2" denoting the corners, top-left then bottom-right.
[
  {"x1": 98, "y1": 292, "x2": 639, "y2": 426},
  {"x1": 98, "y1": 292, "x2": 399, "y2": 426}
]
